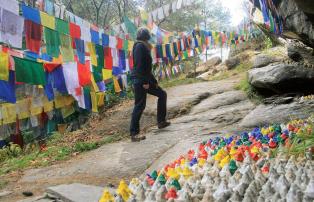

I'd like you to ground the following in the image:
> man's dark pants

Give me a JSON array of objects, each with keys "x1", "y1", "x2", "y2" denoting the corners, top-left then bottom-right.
[{"x1": 130, "y1": 83, "x2": 167, "y2": 136}]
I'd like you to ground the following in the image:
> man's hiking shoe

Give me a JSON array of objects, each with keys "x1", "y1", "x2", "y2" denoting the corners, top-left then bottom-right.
[
  {"x1": 131, "y1": 135, "x2": 146, "y2": 142},
  {"x1": 158, "y1": 121, "x2": 171, "y2": 129}
]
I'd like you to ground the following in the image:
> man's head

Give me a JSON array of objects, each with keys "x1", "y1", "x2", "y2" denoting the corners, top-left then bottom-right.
[{"x1": 136, "y1": 27, "x2": 151, "y2": 41}]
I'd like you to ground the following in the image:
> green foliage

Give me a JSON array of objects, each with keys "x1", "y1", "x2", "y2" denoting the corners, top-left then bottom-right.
[
  {"x1": 235, "y1": 76, "x2": 262, "y2": 103},
  {"x1": 74, "y1": 142, "x2": 98, "y2": 152},
  {"x1": 264, "y1": 37, "x2": 273, "y2": 50}
]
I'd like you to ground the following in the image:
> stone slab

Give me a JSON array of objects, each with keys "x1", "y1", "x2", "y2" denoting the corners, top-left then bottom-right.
[
  {"x1": 0, "y1": 191, "x2": 12, "y2": 198},
  {"x1": 46, "y1": 183, "x2": 108, "y2": 202}
]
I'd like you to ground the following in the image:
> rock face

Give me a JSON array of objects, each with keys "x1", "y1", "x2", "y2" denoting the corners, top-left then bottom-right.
[
  {"x1": 240, "y1": 99, "x2": 314, "y2": 128},
  {"x1": 225, "y1": 57, "x2": 240, "y2": 70},
  {"x1": 278, "y1": 0, "x2": 314, "y2": 47},
  {"x1": 248, "y1": 63, "x2": 314, "y2": 95},
  {"x1": 252, "y1": 54, "x2": 282, "y2": 68}
]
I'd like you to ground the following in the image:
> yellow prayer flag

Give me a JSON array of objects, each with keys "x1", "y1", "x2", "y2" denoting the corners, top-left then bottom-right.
[
  {"x1": 54, "y1": 96, "x2": 66, "y2": 108},
  {"x1": 30, "y1": 106, "x2": 43, "y2": 116},
  {"x1": 0, "y1": 51, "x2": 9, "y2": 81},
  {"x1": 2, "y1": 103, "x2": 17, "y2": 124},
  {"x1": 102, "y1": 69, "x2": 112, "y2": 80},
  {"x1": 128, "y1": 41, "x2": 134, "y2": 52},
  {"x1": 90, "y1": 76, "x2": 99, "y2": 92},
  {"x1": 17, "y1": 98, "x2": 31, "y2": 120},
  {"x1": 87, "y1": 42, "x2": 98, "y2": 66},
  {"x1": 64, "y1": 96, "x2": 75, "y2": 106},
  {"x1": 97, "y1": 92, "x2": 105, "y2": 107},
  {"x1": 90, "y1": 92, "x2": 98, "y2": 112},
  {"x1": 113, "y1": 77, "x2": 122, "y2": 93},
  {"x1": 40, "y1": 11, "x2": 55, "y2": 30},
  {"x1": 43, "y1": 97, "x2": 54, "y2": 112},
  {"x1": 162, "y1": 45, "x2": 166, "y2": 57},
  {"x1": 61, "y1": 105, "x2": 75, "y2": 118}
]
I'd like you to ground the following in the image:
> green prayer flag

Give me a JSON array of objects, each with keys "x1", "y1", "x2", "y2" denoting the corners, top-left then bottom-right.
[
  {"x1": 95, "y1": 44, "x2": 104, "y2": 68},
  {"x1": 56, "y1": 18, "x2": 69, "y2": 35},
  {"x1": 92, "y1": 65, "x2": 103, "y2": 82},
  {"x1": 183, "y1": 51, "x2": 188, "y2": 59},
  {"x1": 44, "y1": 28, "x2": 61, "y2": 58},
  {"x1": 123, "y1": 39, "x2": 128, "y2": 51},
  {"x1": 14, "y1": 57, "x2": 46, "y2": 85},
  {"x1": 200, "y1": 31, "x2": 205, "y2": 46},
  {"x1": 60, "y1": 34, "x2": 74, "y2": 62},
  {"x1": 123, "y1": 16, "x2": 137, "y2": 40}
]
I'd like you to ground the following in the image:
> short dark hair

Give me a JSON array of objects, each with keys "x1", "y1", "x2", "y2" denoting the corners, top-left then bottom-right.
[{"x1": 136, "y1": 27, "x2": 151, "y2": 41}]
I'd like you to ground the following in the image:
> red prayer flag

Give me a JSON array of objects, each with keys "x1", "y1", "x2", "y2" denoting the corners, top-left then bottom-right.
[
  {"x1": 77, "y1": 60, "x2": 91, "y2": 86},
  {"x1": 69, "y1": 23, "x2": 81, "y2": 39},
  {"x1": 25, "y1": 20, "x2": 42, "y2": 53},
  {"x1": 177, "y1": 41, "x2": 181, "y2": 52},
  {"x1": 104, "y1": 47, "x2": 113, "y2": 69},
  {"x1": 129, "y1": 53, "x2": 134, "y2": 70},
  {"x1": 116, "y1": 37, "x2": 123, "y2": 50},
  {"x1": 44, "y1": 62, "x2": 61, "y2": 72}
]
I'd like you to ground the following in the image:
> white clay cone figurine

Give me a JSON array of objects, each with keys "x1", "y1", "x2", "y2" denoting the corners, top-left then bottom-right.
[
  {"x1": 285, "y1": 167, "x2": 296, "y2": 184},
  {"x1": 276, "y1": 175, "x2": 290, "y2": 198},
  {"x1": 227, "y1": 191, "x2": 242, "y2": 202},
  {"x1": 219, "y1": 164, "x2": 230, "y2": 178},
  {"x1": 268, "y1": 167, "x2": 279, "y2": 184},
  {"x1": 156, "y1": 185, "x2": 167, "y2": 202},
  {"x1": 175, "y1": 190, "x2": 193, "y2": 202},
  {"x1": 191, "y1": 181, "x2": 205, "y2": 201},
  {"x1": 213, "y1": 178, "x2": 231, "y2": 201},
  {"x1": 136, "y1": 184, "x2": 146, "y2": 201},
  {"x1": 142, "y1": 179, "x2": 151, "y2": 191},
  {"x1": 256, "y1": 195, "x2": 265, "y2": 202},
  {"x1": 144, "y1": 190, "x2": 156, "y2": 202},
  {"x1": 182, "y1": 182, "x2": 193, "y2": 195},
  {"x1": 200, "y1": 188, "x2": 214, "y2": 202},
  {"x1": 127, "y1": 195, "x2": 137, "y2": 202},
  {"x1": 271, "y1": 192, "x2": 281, "y2": 202},
  {"x1": 227, "y1": 175, "x2": 238, "y2": 190},
  {"x1": 286, "y1": 183, "x2": 303, "y2": 202},
  {"x1": 304, "y1": 175, "x2": 314, "y2": 199},
  {"x1": 200, "y1": 173, "x2": 212, "y2": 188},
  {"x1": 115, "y1": 195, "x2": 124, "y2": 202}
]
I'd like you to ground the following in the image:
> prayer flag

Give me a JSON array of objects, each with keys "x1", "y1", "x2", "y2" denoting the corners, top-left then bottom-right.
[{"x1": 14, "y1": 57, "x2": 46, "y2": 85}]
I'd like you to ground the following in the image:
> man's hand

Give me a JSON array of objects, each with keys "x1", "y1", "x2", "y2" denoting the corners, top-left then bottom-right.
[{"x1": 143, "y1": 84, "x2": 149, "y2": 89}]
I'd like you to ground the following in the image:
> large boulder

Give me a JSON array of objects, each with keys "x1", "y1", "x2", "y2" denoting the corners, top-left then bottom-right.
[
  {"x1": 196, "y1": 69, "x2": 218, "y2": 80},
  {"x1": 225, "y1": 57, "x2": 240, "y2": 70},
  {"x1": 252, "y1": 54, "x2": 282, "y2": 68},
  {"x1": 186, "y1": 56, "x2": 221, "y2": 78},
  {"x1": 240, "y1": 99, "x2": 314, "y2": 128},
  {"x1": 195, "y1": 56, "x2": 221, "y2": 73},
  {"x1": 248, "y1": 63, "x2": 314, "y2": 95}
]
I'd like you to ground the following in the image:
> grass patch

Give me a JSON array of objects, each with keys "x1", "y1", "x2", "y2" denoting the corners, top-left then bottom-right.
[
  {"x1": 235, "y1": 75, "x2": 263, "y2": 103},
  {"x1": 159, "y1": 74, "x2": 202, "y2": 89},
  {"x1": 262, "y1": 46, "x2": 286, "y2": 58},
  {"x1": 0, "y1": 180, "x2": 8, "y2": 189},
  {"x1": 74, "y1": 142, "x2": 98, "y2": 152},
  {"x1": 0, "y1": 132, "x2": 128, "y2": 176},
  {"x1": 208, "y1": 60, "x2": 253, "y2": 81}
]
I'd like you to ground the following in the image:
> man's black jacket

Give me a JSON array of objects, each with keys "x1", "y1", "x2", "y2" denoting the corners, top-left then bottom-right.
[{"x1": 131, "y1": 41, "x2": 157, "y2": 85}]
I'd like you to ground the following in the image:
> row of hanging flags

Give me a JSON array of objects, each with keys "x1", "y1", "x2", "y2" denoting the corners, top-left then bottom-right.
[
  {"x1": 252, "y1": 0, "x2": 283, "y2": 35},
  {"x1": 0, "y1": 0, "x2": 256, "y2": 132}
]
